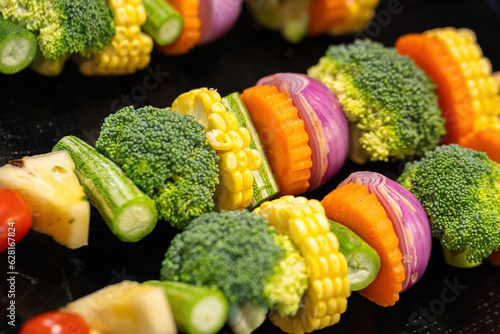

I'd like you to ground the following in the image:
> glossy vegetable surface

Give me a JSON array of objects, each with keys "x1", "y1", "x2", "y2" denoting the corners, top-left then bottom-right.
[
  {"x1": 339, "y1": 171, "x2": 432, "y2": 292},
  {"x1": 256, "y1": 72, "x2": 348, "y2": 191},
  {"x1": 0, "y1": 188, "x2": 32, "y2": 253},
  {"x1": 18, "y1": 311, "x2": 90, "y2": 334}
]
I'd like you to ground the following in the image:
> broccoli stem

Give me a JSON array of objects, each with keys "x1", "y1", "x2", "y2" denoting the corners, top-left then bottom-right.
[
  {"x1": 348, "y1": 122, "x2": 371, "y2": 164},
  {"x1": 30, "y1": 51, "x2": 70, "y2": 76},
  {"x1": 227, "y1": 303, "x2": 268, "y2": 334},
  {"x1": 441, "y1": 244, "x2": 483, "y2": 268}
]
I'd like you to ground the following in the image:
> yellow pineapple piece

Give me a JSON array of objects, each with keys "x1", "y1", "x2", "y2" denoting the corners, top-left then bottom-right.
[
  {"x1": 61, "y1": 281, "x2": 177, "y2": 334},
  {"x1": 0, "y1": 151, "x2": 90, "y2": 249}
]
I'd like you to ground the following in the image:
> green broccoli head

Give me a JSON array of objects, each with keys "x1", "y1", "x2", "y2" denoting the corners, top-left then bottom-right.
[
  {"x1": 95, "y1": 106, "x2": 219, "y2": 229},
  {"x1": 308, "y1": 39, "x2": 446, "y2": 163},
  {"x1": 398, "y1": 144, "x2": 500, "y2": 263},
  {"x1": 161, "y1": 210, "x2": 307, "y2": 315},
  {"x1": 1, "y1": 0, "x2": 115, "y2": 60}
]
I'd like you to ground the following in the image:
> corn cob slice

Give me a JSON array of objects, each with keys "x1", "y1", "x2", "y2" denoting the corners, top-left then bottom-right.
[
  {"x1": 329, "y1": 0, "x2": 380, "y2": 36},
  {"x1": 255, "y1": 196, "x2": 350, "y2": 334},
  {"x1": 78, "y1": 0, "x2": 153, "y2": 75},
  {"x1": 395, "y1": 33, "x2": 474, "y2": 144},
  {"x1": 425, "y1": 28, "x2": 500, "y2": 131},
  {"x1": 172, "y1": 88, "x2": 263, "y2": 211}
]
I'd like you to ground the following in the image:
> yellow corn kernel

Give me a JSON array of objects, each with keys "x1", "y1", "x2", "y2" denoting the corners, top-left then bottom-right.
[
  {"x1": 219, "y1": 152, "x2": 238, "y2": 173},
  {"x1": 137, "y1": 55, "x2": 150, "y2": 69},
  {"x1": 108, "y1": 0, "x2": 124, "y2": 10},
  {"x1": 124, "y1": 4, "x2": 136, "y2": 25},
  {"x1": 227, "y1": 131, "x2": 244, "y2": 151},
  {"x1": 172, "y1": 92, "x2": 194, "y2": 114},
  {"x1": 301, "y1": 237, "x2": 320, "y2": 256},
  {"x1": 241, "y1": 169, "x2": 254, "y2": 190},
  {"x1": 219, "y1": 188, "x2": 242, "y2": 211},
  {"x1": 139, "y1": 34, "x2": 153, "y2": 54},
  {"x1": 257, "y1": 196, "x2": 350, "y2": 333},
  {"x1": 326, "y1": 298, "x2": 337, "y2": 315},
  {"x1": 129, "y1": 39, "x2": 141, "y2": 57},
  {"x1": 246, "y1": 149, "x2": 262, "y2": 171},
  {"x1": 289, "y1": 218, "x2": 308, "y2": 243},
  {"x1": 210, "y1": 102, "x2": 225, "y2": 115},
  {"x1": 206, "y1": 89, "x2": 222, "y2": 103},
  {"x1": 117, "y1": 40, "x2": 130, "y2": 57},
  {"x1": 221, "y1": 111, "x2": 239, "y2": 131},
  {"x1": 118, "y1": 55, "x2": 129, "y2": 68},
  {"x1": 99, "y1": 53, "x2": 111, "y2": 66},
  {"x1": 241, "y1": 188, "x2": 254, "y2": 208},
  {"x1": 235, "y1": 150, "x2": 248, "y2": 171},
  {"x1": 237, "y1": 127, "x2": 251, "y2": 149},
  {"x1": 193, "y1": 91, "x2": 215, "y2": 125},
  {"x1": 115, "y1": 26, "x2": 128, "y2": 42},
  {"x1": 221, "y1": 170, "x2": 243, "y2": 193},
  {"x1": 318, "y1": 257, "x2": 329, "y2": 278},
  {"x1": 207, "y1": 130, "x2": 233, "y2": 151},
  {"x1": 114, "y1": 7, "x2": 128, "y2": 25},
  {"x1": 207, "y1": 113, "x2": 227, "y2": 132},
  {"x1": 128, "y1": 25, "x2": 141, "y2": 37},
  {"x1": 136, "y1": 4, "x2": 147, "y2": 25},
  {"x1": 108, "y1": 55, "x2": 120, "y2": 69}
]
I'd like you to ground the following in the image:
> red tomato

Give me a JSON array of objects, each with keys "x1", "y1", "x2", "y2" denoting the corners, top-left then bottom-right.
[
  {"x1": 0, "y1": 188, "x2": 32, "y2": 253},
  {"x1": 19, "y1": 311, "x2": 91, "y2": 334}
]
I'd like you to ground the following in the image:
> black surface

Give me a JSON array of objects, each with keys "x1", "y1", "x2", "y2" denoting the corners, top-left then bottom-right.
[{"x1": 1, "y1": 0, "x2": 500, "y2": 333}]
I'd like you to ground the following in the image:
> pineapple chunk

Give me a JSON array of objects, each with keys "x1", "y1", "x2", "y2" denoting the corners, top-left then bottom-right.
[
  {"x1": 62, "y1": 281, "x2": 177, "y2": 334},
  {"x1": 0, "y1": 151, "x2": 90, "y2": 249}
]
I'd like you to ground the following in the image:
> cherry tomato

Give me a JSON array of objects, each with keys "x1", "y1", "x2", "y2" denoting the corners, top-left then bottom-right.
[
  {"x1": 19, "y1": 311, "x2": 91, "y2": 334},
  {"x1": 0, "y1": 188, "x2": 32, "y2": 253}
]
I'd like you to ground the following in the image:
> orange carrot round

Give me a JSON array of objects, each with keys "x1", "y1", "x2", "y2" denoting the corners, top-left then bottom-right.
[
  {"x1": 156, "y1": 0, "x2": 201, "y2": 55},
  {"x1": 241, "y1": 85, "x2": 312, "y2": 195},
  {"x1": 395, "y1": 33, "x2": 474, "y2": 144},
  {"x1": 307, "y1": 0, "x2": 348, "y2": 36},
  {"x1": 459, "y1": 128, "x2": 500, "y2": 163},
  {"x1": 321, "y1": 182, "x2": 405, "y2": 307}
]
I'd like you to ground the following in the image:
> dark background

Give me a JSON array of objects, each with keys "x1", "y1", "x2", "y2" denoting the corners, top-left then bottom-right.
[{"x1": 1, "y1": 0, "x2": 500, "y2": 333}]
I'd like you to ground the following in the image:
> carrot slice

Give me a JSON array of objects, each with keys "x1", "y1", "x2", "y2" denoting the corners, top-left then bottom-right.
[
  {"x1": 156, "y1": 0, "x2": 201, "y2": 55},
  {"x1": 321, "y1": 182, "x2": 405, "y2": 307},
  {"x1": 488, "y1": 249, "x2": 500, "y2": 266},
  {"x1": 459, "y1": 128, "x2": 500, "y2": 163},
  {"x1": 307, "y1": 0, "x2": 348, "y2": 36},
  {"x1": 241, "y1": 85, "x2": 312, "y2": 195},
  {"x1": 395, "y1": 33, "x2": 475, "y2": 145}
]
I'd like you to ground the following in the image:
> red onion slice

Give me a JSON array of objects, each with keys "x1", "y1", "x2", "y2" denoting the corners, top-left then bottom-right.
[
  {"x1": 198, "y1": 0, "x2": 242, "y2": 45},
  {"x1": 339, "y1": 171, "x2": 432, "y2": 292},
  {"x1": 257, "y1": 73, "x2": 349, "y2": 191}
]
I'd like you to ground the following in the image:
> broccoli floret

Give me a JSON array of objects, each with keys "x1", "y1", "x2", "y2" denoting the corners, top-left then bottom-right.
[
  {"x1": 398, "y1": 144, "x2": 500, "y2": 266},
  {"x1": 95, "y1": 106, "x2": 219, "y2": 229},
  {"x1": 308, "y1": 39, "x2": 446, "y2": 163},
  {"x1": 263, "y1": 233, "x2": 308, "y2": 316},
  {"x1": 161, "y1": 210, "x2": 308, "y2": 316},
  {"x1": 1, "y1": 0, "x2": 115, "y2": 60}
]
